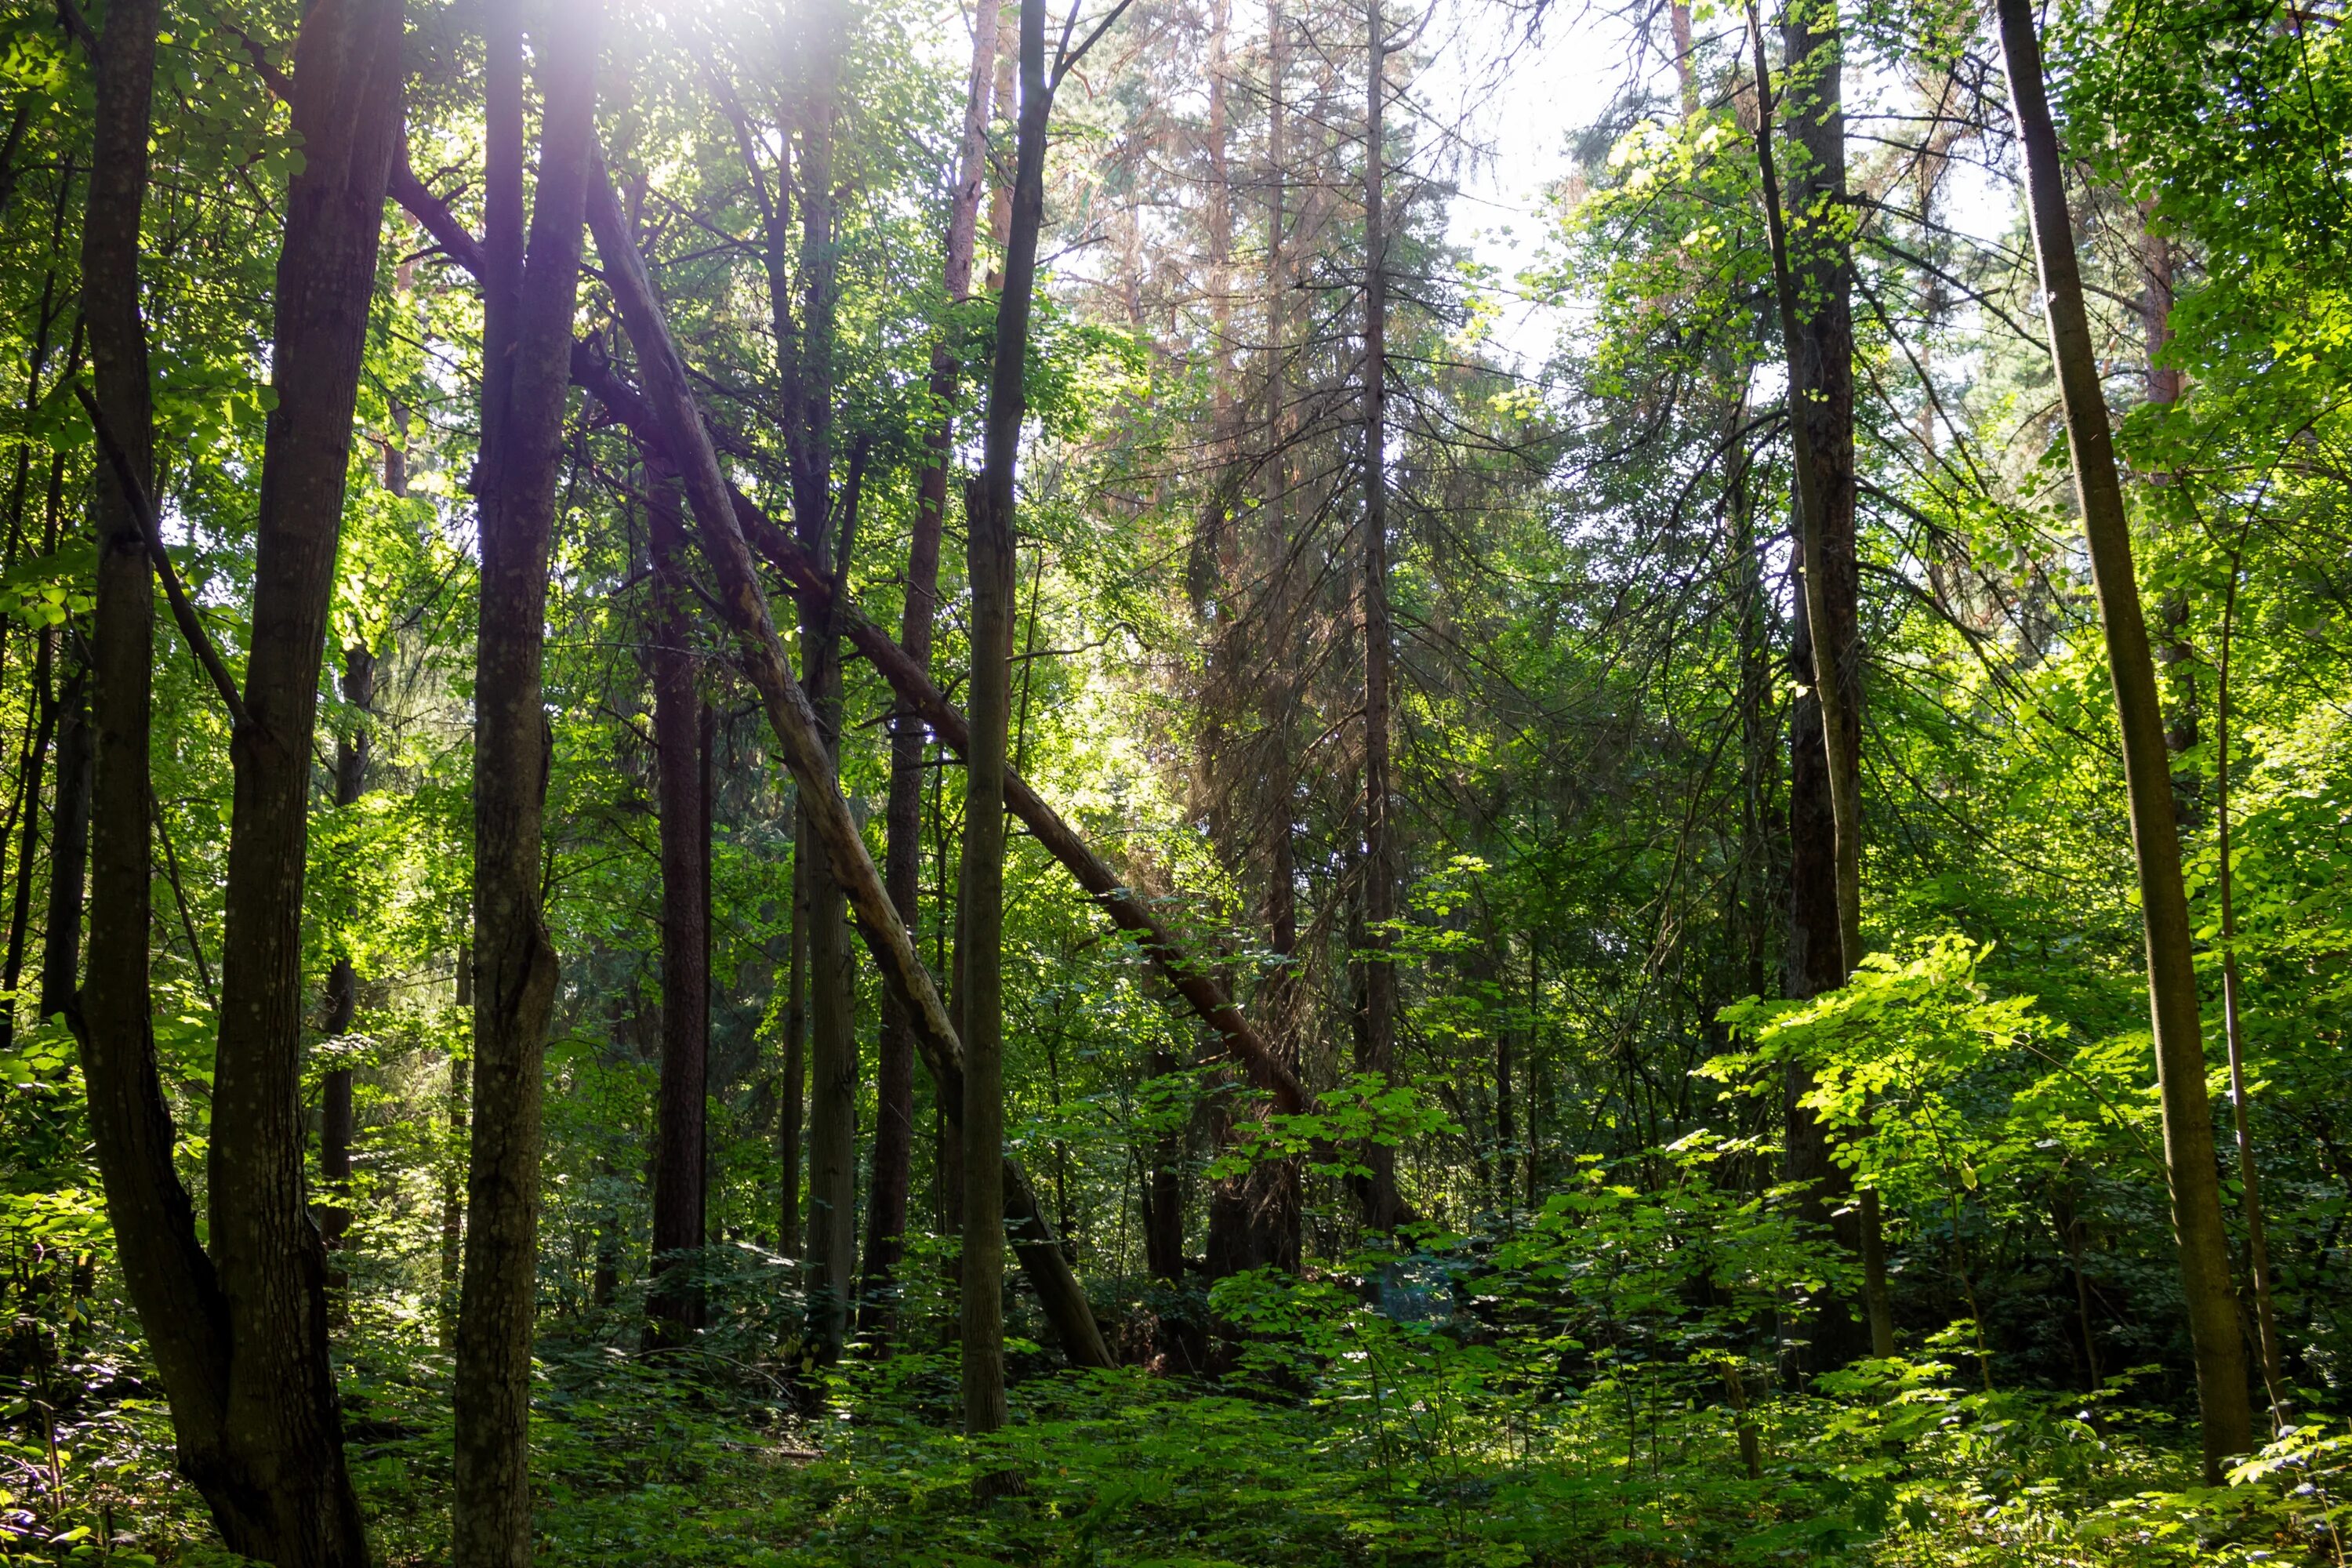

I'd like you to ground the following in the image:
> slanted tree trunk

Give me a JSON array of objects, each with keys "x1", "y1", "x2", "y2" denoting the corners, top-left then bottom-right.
[
  {"x1": 862, "y1": 0, "x2": 1004, "y2": 1341},
  {"x1": 74, "y1": 0, "x2": 403, "y2": 1559},
  {"x1": 454, "y1": 8, "x2": 601, "y2": 1563},
  {"x1": 586, "y1": 148, "x2": 1113, "y2": 1373},
  {"x1": 1994, "y1": 0, "x2": 2254, "y2": 1481},
  {"x1": 1356, "y1": 0, "x2": 1402, "y2": 1234},
  {"x1": 568, "y1": 342, "x2": 1411, "y2": 1230},
  {"x1": 648, "y1": 466, "x2": 709, "y2": 1340}
]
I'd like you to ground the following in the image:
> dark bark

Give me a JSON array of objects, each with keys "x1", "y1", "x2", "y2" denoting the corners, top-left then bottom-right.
[
  {"x1": 453, "y1": 9, "x2": 600, "y2": 1564},
  {"x1": 73, "y1": 0, "x2": 402, "y2": 1559},
  {"x1": 1145, "y1": 1045, "x2": 1185, "y2": 1283},
  {"x1": 441, "y1": 946, "x2": 469, "y2": 1341},
  {"x1": 761, "y1": 0, "x2": 860, "y2": 1362},
  {"x1": 2216, "y1": 555, "x2": 2287, "y2": 1428},
  {"x1": 37, "y1": 665, "x2": 89, "y2": 1025},
  {"x1": 586, "y1": 154, "x2": 1113, "y2": 1372},
  {"x1": 648, "y1": 467, "x2": 709, "y2": 1340},
  {"x1": 960, "y1": 0, "x2": 1057, "y2": 1435},
  {"x1": 1995, "y1": 0, "x2": 2253, "y2": 1479},
  {"x1": 1748, "y1": 0, "x2": 1891, "y2": 1365}
]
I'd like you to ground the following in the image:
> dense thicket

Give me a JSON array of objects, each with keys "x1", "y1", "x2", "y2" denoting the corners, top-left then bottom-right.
[{"x1": 0, "y1": 0, "x2": 2346, "y2": 1562}]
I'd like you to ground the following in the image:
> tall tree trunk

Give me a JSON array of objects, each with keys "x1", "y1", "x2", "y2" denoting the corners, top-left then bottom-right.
[
  {"x1": 862, "y1": 0, "x2": 1004, "y2": 1340},
  {"x1": 454, "y1": 9, "x2": 600, "y2": 1563},
  {"x1": 586, "y1": 150, "x2": 1113, "y2": 1372},
  {"x1": 2216, "y1": 547, "x2": 2286, "y2": 1428},
  {"x1": 37, "y1": 664, "x2": 89, "y2": 1025},
  {"x1": 780, "y1": 1, "x2": 861, "y2": 1361},
  {"x1": 1248, "y1": 0, "x2": 1303, "y2": 1272},
  {"x1": 317, "y1": 644, "x2": 375, "y2": 1303},
  {"x1": 961, "y1": 0, "x2": 1053, "y2": 1438},
  {"x1": 74, "y1": 0, "x2": 403, "y2": 1559},
  {"x1": 1994, "y1": 0, "x2": 2254, "y2": 1481},
  {"x1": 648, "y1": 466, "x2": 710, "y2": 1340},
  {"x1": 1747, "y1": 0, "x2": 1891, "y2": 1364},
  {"x1": 1145, "y1": 1043, "x2": 1185, "y2": 1283},
  {"x1": 1356, "y1": 0, "x2": 1401, "y2": 1233}
]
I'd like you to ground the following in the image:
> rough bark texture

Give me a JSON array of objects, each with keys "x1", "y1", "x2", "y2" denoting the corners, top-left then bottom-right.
[
  {"x1": 454, "y1": 10, "x2": 600, "y2": 1564},
  {"x1": 779, "y1": 829, "x2": 808, "y2": 1258},
  {"x1": 586, "y1": 155, "x2": 1113, "y2": 1372},
  {"x1": 648, "y1": 467, "x2": 710, "y2": 1338},
  {"x1": 1994, "y1": 0, "x2": 2253, "y2": 1480},
  {"x1": 76, "y1": 0, "x2": 402, "y2": 1560}
]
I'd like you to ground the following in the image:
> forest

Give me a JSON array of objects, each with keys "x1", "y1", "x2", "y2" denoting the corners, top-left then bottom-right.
[{"x1": 0, "y1": 0, "x2": 2345, "y2": 1560}]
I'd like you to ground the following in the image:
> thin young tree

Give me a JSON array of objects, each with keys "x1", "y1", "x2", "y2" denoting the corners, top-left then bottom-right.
[{"x1": 1993, "y1": 0, "x2": 2253, "y2": 1481}]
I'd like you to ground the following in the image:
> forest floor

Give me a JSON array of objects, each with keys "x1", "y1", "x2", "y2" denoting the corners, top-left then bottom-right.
[{"x1": 20, "y1": 1296, "x2": 2344, "y2": 1568}]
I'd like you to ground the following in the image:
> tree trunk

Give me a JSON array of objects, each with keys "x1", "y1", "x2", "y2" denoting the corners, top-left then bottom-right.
[
  {"x1": 442, "y1": 947, "x2": 470, "y2": 1342},
  {"x1": 779, "y1": 825, "x2": 808, "y2": 1259},
  {"x1": 2216, "y1": 550, "x2": 2287, "y2": 1429},
  {"x1": 37, "y1": 665, "x2": 89, "y2": 1026},
  {"x1": 1145, "y1": 1044, "x2": 1185, "y2": 1283},
  {"x1": 317, "y1": 644, "x2": 375, "y2": 1302},
  {"x1": 1747, "y1": 0, "x2": 1891, "y2": 1364},
  {"x1": 960, "y1": 0, "x2": 1054, "y2": 1437},
  {"x1": 863, "y1": 0, "x2": 1006, "y2": 1348},
  {"x1": 74, "y1": 0, "x2": 402, "y2": 1559},
  {"x1": 778, "y1": 0, "x2": 861, "y2": 1363},
  {"x1": 1994, "y1": 0, "x2": 2254, "y2": 1481},
  {"x1": 586, "y1": 151, "x2": 1113, "y2": 1373},
  {"x1": 1356, "y1": 0, "x2": 1401, "y2": 1233},
  {"x1": 454, "y1": 9, "x2": 600, "y2": 1563},
  {"x1": 648, "y1": 466, "x2": 709, "y2": 1340}
]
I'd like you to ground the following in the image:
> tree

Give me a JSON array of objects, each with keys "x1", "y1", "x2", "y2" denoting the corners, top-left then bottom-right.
[
  {"x1": 453, "y1": 7, "x2": 601, "y2": 1562},
  {"x1": 71, "y1": 0, "x2": 404, "y2": 1557},
  {"x1": 1993, "y1": 0, "x2": 2253, "y2": 1481}
]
